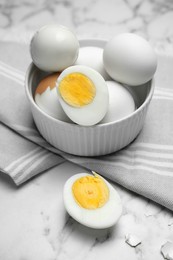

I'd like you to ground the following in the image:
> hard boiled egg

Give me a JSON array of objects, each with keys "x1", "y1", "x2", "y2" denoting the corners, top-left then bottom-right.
[
  {"x1": 56, "y1": 65, "x2": 109, "y2": 126},
  {"x1": 35, "y1": 73, "x2": 72, "y2": 122},
  {"x1": 63, "y1": 172, "x2": 122, "y2": 229},
  {"x1": 103, "y1": 33, "x2": 157, "y2": 86},
  {"x1": 101, "y1": 81, "x2": 135, "y2": 123},
  {"x1": 75, "y1": 46, "x2": 110, "y2": 80},
  {"x1": 30, "y1": 24, "x2": 79, "y2": 71}
]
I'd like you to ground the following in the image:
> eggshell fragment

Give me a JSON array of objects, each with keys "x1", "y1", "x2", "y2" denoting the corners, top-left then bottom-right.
[
  {"x1": 125, "y1": 234, "x2": 142, "y2": 247},
  {"x1": 34, "y1": 73, "x2": 72, "y2": 122},
  {"x1": 161, "y1": 241, "x2": 173, "y2": 260},
  {"x1": 168, "y1": 218, "x2": 173, "y2": 226}
]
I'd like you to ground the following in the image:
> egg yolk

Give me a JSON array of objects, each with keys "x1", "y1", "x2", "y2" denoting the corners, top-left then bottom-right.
[
  {"x1": 59, "y1": 73, "x2": 96, "y2": 107},
  {"x1": 72, "y1": 174, "x2": 109, "y2": 209}
]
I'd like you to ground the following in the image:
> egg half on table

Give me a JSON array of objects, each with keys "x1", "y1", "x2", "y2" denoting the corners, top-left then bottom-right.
[{"x1": 63, "y1": 172, "x2": 122, "y2": 229}]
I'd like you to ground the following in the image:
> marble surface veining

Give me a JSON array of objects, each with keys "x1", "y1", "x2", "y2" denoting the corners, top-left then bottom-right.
[
  {"x1": 0, "y1": 0, "x2": 173, "y2": 260},
  {"x1": 0, "y1": 0, "x2": 173, "y2": 54},
  {"x1": 1, "y1": 162, "x2": 173, "y2": 260}
]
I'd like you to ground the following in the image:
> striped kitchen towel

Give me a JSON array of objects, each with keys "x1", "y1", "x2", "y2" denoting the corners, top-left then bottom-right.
[{"x1": 0, "y1": 42, "x2": 173, "y2": 211}]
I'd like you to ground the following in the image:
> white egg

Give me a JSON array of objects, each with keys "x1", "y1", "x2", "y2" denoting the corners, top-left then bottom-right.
[
  {"x1": 34, "y1": 73, "x2": 72, "y2": 122},
  {"x1": 101, "y1": 81, "x2": 135, "y2": 123},
  {"x1": 63, "y1": 173, "x2": 122, "y2": 229},
  {"x1": 56, "y1": 65, "x2": 109, "y2": 126},
  {"x1": 30, "y1": 24, "x2": 79, "y2": 71},
  {"x1": 103, "y1": 33, "x2": 157, "y2": 86},
  {"x1": 75, "y1": 46, "x2": 111, "y2": 80},
  {"x1": 35, "y1": 87, "x2": 72, "y2": 122}
]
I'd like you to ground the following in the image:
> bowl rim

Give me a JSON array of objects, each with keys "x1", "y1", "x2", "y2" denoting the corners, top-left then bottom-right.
[{"x1": 25, "y1": 38, "x2": 155, "y2": 129}]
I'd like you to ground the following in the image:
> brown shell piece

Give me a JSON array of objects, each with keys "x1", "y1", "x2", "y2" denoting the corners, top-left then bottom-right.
[{"x1": 35, "y1": 72, "x2": 60, "y2": 96}]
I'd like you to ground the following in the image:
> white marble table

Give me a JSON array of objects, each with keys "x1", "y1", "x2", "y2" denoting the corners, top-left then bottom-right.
[
  {"x1": 0, "y1": 0, "x2": 173, "y2": 259},
  {"x1": 0, "y1": 162, "x2": 173, "y2": 260}
]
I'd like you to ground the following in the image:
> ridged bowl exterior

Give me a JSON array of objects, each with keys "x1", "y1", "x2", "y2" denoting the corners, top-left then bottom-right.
[{"x1": 25, "y1": 39, "x2": 154, "y2": 156}]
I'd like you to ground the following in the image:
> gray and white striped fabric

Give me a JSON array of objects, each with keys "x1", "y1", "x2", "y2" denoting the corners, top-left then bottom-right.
[{"x1": 0, "y1": 42, "x2": 173, "y2": 211}]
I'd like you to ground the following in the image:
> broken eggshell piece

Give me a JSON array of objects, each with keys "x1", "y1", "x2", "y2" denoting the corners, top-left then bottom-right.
[
  {"x1": 161, "y1": 241, "x2": 173, "y2": 260},
  {"x1": 125, "y1": 233, "x2": 142, "y2": 247},
  {"x1": 34, "y1": 73, "x2": 72, "y2": 122}
]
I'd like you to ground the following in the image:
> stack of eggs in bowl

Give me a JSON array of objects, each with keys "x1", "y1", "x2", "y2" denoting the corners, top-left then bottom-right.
[
  {"x1": 25, "y1": 24, "x2": 157, "y2": 229},
  {"x1": 26, "y1": 24, "x2": 157, "y2": 157}
]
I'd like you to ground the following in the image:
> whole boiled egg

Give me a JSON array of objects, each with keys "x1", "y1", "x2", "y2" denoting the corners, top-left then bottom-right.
[
  {"x1": 56, "y1": 65, "x2": 109, "y2": 126},
  {"x1": 35, "y1": 73, "x2": 72, "y2": 122},
  {"x1": 63, "y1": 172, "x2": 122, "y2": 229},
  {"x1": 75, "y1": 46, "x2": 110, "y2": 80},
  {"x1": 101, "y1": 81, "x2": 135, "y2": 123},
  {"x1": 103, "y1": 33, "x2": 157, "y2": 86},
  {"x1": 30, "y1": 24, "x2": 79, "y2": 71}
]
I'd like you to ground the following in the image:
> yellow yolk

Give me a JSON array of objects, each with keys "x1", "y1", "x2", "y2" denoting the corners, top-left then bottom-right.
[
  {"x1": 72, "y1": 174, "x2": 109, "y2": 209},
  {"x1": 58, "y1": 73, "x2": 96, "y2": 107}
]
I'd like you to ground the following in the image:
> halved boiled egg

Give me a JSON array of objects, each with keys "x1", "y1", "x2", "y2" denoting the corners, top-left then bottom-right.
[
  {"x1": 63, "y1": 172, "x2": 122, "y2": 229},
  {"x1": 56, "y1": 65, "x2": 109, "y2": 126}
]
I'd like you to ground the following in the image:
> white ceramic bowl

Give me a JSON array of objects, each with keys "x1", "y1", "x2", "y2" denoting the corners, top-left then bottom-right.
[{"x1": 25, "y1": 39, "x2": 154, "y2": 156}]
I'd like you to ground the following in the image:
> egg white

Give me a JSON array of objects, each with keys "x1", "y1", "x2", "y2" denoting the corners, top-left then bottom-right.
[
  {"x1": 63, "y1": 173, "x2": 122, "y2": 229},
  {"x1": 56, "y1": 65, "x2": 109, "y2": 126}
]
